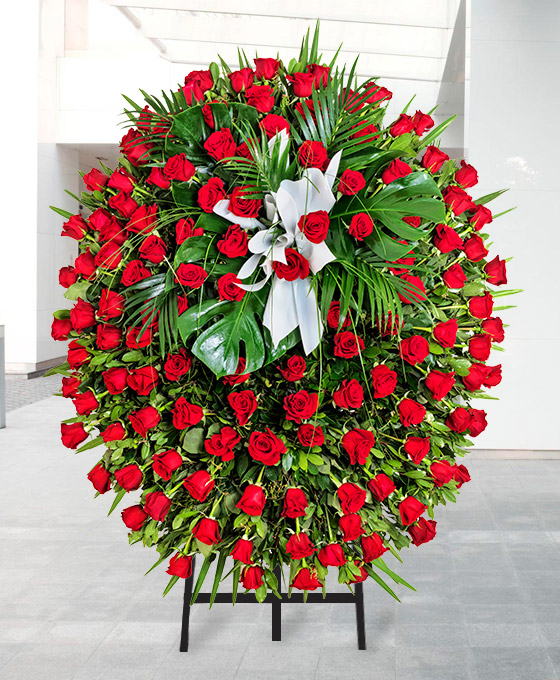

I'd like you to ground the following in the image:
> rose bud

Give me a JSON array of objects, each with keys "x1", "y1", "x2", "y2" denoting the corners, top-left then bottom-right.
[
  {"x1": 278, "y1": 356, "x2": 306, "y2": 381},
  {"x1": 230, "y1": 538, "x2": 253, "y2": 565},
  {"x1": 60, "y1": 422, "x2": 88, "y2": 449},
  {"x1": 337, "y1": 483, "x2": 366, "y2": 514},
  {"x1": 481, "y1": 317, "x2": 504, "y2": 343},
  {"x1": 470, "y1": 204, "x2": 493, "y2": 231},
  {"x1": 61, "y1": 376, "x2": 81, "y2": 398},
  {"x1": 463, "y1": 363, "x2": 491, "y2": 391},
  {"x1": 390, "y1": 113, "x2": 414, "y2": 136},
  {"x1": 404, "y1": 437, "x2": 431, "y2": 464},
  {"x1": 398, "y1": 399, "x2": 426, "y2": 427},
  {"x1": 172, "y1": 397, "x2": 204, "y2": 430},
  {"x1": 236, "y1": 485, "x2": 266, "y2": 516},
  {"x1": 291, "y1": 568, "x2": 321, "y2": 591},
  {"x1": 193, "y1": 518, "x2": 221, "y2": 545},
  {"x1": 342, "y1": 429, "x2": 375, "y2": 465},
  {"x1": 287, "y1": 71, "x2": 316, "y2": 97},
  {"x1": 318, "y1": 543, "x2": 347, "y2": 567},
  {"x1": 446, "y1": 407, "x2": 472, "y2": 433},
  {"x1": 101, "y1": 422, "x2": 126, "y2": 443},
  {"x1": 443, "y1": 185, "x2": 474, "y2": 215},
  {"x1": 381, "y1": 158, "x2": 412, "y2": 184},
  {"x1": 128, "y1": 405, "x2": 161, "y2": 438},
  {"x1": 409, "y1": 518, "x2": 437, "y2": 546},
  {"x1": 443, "y1": 263, "x2": 467, "y2": 289},
  {"x1": 333, "y1": 379, "x2": 363, "y2": 410},
  {"x1": 469, "y1": 334, "x2": 492, "y2": 361},
  {"x1": 484, "y1": 255, "x2": 507, "y2": 285},
  {"x1": 399, "y1": 497, "x2": 427, "y2": 525},
  {"x1": 96, "y1": 324, "x2": 122, "y2": 351},
  {"x1": 166, "y1": 554, "x2": 193, "y2": 579},
  {"x1": 454, "y1": 160, "x2": 478, "y2": 188},
  {"x1": 433, "y1": 224, "x2": 463, "y2": 253},
  {"x1": 339, "y1": 514, "x2": 365, "y2": 541},
  {"x1": 87, "y1": 463, "x2": 111, "y2": 494},
  {"x1": 412, "y1": 110, "x2": 434, "y2": 136},
  {"x1": 114, "y1": 464, "x2": 142, "y2": 491},
  {"x1": 183, "y1": 470, "x2": 214, "y2": 502},
  {"x1": 285, "y1": 533, "x2": 316, "y2": 560},
  {"x1": 361, "y1": 534, "x2": 388, "y2": 561},
  {"x1": 453, "y1": 464, "x2": 471, "y2": 487},
  {"x1": 70, "y1": 298, "x2": 96, "y2": 332},
  {"x1": 121, "y1": 505, "x2": 148, "y2": 531},
  {"x1": 127, "y1": 366, "x2": 159, "y2": 396},
  {"x1": 422, "y1": 145, "x2": 449, "y2": 173},
  {"x1": 425, "y1": 370, "x2": 455, "y2": 401},
  {"x1": 241, "y1": 565, "x2": 265, "y2": 590},
  {"x1": 59, "y1": 266, "x2": 78, "y2": 288},
  {"x1": 144, "y1": 491, "x2": 172, "y2": 521},
  {"x1": 370, "y1": 365, "x2": 397, "y2": 398},
  {"x1": 72, "y1": 391, "x2": 99, "y2": 416},
  {"x1": 326, "y1": 301, "x2": 351, "y2": 329},
  {"x1": 152, "y1": 450, "x2": 183, "y2": 481},
  {"x1": 282, "y1": 488, "x2": 308, "y2": 518},
  {"x1": 102, "y1": 367, "x2": 128, "y2": 395},
  {"x1": 468, "y1": 408, "x2": 488, "y2": 436},
  {"x1": 463, "y1": 234, "x2": 489, "y2": 262},
  {"x1": 348, "y1": 562, "x2": 369, "y2": 584},
  {"x1": 399, "y1": 335, "x2": 430, "y2": 366},
  {"x1": 483, "y1": 365, "x2": 502, "y2": 388},
  {"x1": 433, "y1": 319, "x2": 458, "y2": 348},
  {"x1": 430, "y1": 460, "x2": 456, "y2": 487},
  {"x1": 367, "y1": 473, "x2": 395, "y2": 501},
  {"x1": 468, "y1": 292, "x2": 494, "y2": 319}
]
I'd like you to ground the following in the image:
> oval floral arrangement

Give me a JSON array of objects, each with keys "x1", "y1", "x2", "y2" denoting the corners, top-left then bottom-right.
[{"x1": 50, "y1": 26, "x2": 513, "y2": 602}]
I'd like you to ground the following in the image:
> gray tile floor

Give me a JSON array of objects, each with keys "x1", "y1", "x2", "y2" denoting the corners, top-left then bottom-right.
[
  {"x1": 4, "y1": 374, "x2": 61, "y2": 412},
  {"x1": 0, "y1": 395, "x2": 559, "y2": 679}
]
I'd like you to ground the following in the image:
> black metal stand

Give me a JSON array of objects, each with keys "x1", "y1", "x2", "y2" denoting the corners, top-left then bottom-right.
[{"x1": 179, "y1": 556, "x2": 366, "y2": 651}]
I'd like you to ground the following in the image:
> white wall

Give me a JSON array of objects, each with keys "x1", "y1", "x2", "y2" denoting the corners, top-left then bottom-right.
[{"x1": 467, "y1": 0, "x2": 560, "y2": 450}]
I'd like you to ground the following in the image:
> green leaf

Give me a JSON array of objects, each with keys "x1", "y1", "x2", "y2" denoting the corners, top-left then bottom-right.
[
  {"x1": 163, "y1": 574, "x2": 180, "y2": 597},
  {"x1": 107, "y1": 487, "x2": 127, "y2": 516},
  {"x1": 363, "y1": 565, "x2": 401, "y2": 601},
  {"x1": 171, "y1": 182, "x2": 199, "y2": 209},
  {"x1": 174, "y1": 235, "x2": 215, "y2": 265},
  {"x1": 76, "y1": 436, "x2": 103, "y2": 453},
  {"x1": 64, "y1": 281, "x2": 92, "y2": 302},
  {"x1": 209, "y1": 550, "x2": 228, "y2": 607},
  {"x1": 182, "y1": 427, "x2": 205, "y2": 454},
  {"x1": 168, "y1": 107, "x2": 208, "y2": 164}
]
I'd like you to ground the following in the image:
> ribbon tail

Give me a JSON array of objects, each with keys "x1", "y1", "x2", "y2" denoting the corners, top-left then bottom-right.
[
  {"x1": 263, "y1": 277, "x2": 299, "y2": 348},
  {"x1": 293, "y1": 278, "x2": 323, "y2": 355}
]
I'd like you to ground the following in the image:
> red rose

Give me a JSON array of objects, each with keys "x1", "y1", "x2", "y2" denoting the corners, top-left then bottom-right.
[
  {"x1": 463, "y1": 363, "x2": 491, "y2": 391},
  {"x1": 98, "y1": 289, "x2": 125, "y2": 320},
  {"x1": 62, "y1": 214, "x2": 88, "y2": 240},
  {"x1": 198, "y1": 177, "x2": 227, "y2": 213},
  {"x1": 333, "y1": 379, "x2": 363, "y2": 410},
  {"x1": 370, "y1": 364, "x2": 397, "y2": 398},
  {"x1": 404, "y1": 436, "x2": 431, "y2": 464},
  {"x1": 121, "y1": 260, "x2": 151, "y2": 287},
  {"x1": 483, "y1": 365, "x2": 502, "y2": 388},
  {"x1": 228, "y1": 67, "x2": 254, "y2": 92},
  {"x1": 272, "y1": 248, "x2": 309, "y2": 281},
  {"x1": 254, "y1": 58, "x2": 279, "y2": 79},
  {"x1": 398, "y1": 399, "x2": 426, "y2": 427},
  {"x1": 222, "y1": 357, "x2": 250, "y2": 385},
  {"x1": 297, "y1": 140, "x2": 327, "y2": 168},
  {"x1": 409, "y1": 518, "x2": 437, "y2": 546},
  {"x1": 468, "y1": 408, "x2": 488, "y2": 436},
  {"x1": 403, "y1": 216, "x2": 421, "y2": 228},
  {"x1": 278, "y1": 356, "x2": 306, "y2": 381},
  {"x1": 398, "y1": 274, "x2": 427, "y2": 304},
  {"x1": 217, "y1": 224, "x2": 248, "y2": 258},
  {"x1": 96, "y1": 324, "x2": 121, "y2": 351},
  {"x1": 412, "y1": 110, "x2": 434, "y2": 136},
  {"x1": 128, "y1": 405, "x2": 160, "y2": 437},
  {"x1": 144, "y1": 491, "x2": 172, "y2": 521},
  {"x1": 217, "y1": 273, "x2": 245, "y2": 301},
  {"x1": 283, "y1": 390, "x2": 319, "y2": 423},
  {"x1": 182, "y1": 69, "x2": 213, "y2": 104},
  {"x1": 109, "y1": 191, "x2": 137, "y2": 219},
  {"x1": 61, "y1": 376, "x2": 80, "y2": 398},
  {"x1": 259, "y1": 114, "x2": 290, "y2": 139},
  {"x1": 338, "y1": 169, "x2": 365, "y2": 195},
  {"x1": 236, "y1": 485, "x2": 266, "y2": 516},
  {"x1": 340, "y1": 514, "x2": 364, "y2": 541},
  {"x1": 125, "y1": 325, "x2": 155, "y2": 349},
  {"x1": 425, "y1": 370, "x2": 455, "y2": 401},
  {"x1": 446, "y1": 407, "x2": 472, "y2": 433},
  {"x1": 298, "y1": 210, "x2": 330, "y2": 243},
  {"x1": 120, "y1": 128, "x2": 152, "y2": 166},
  {"x1": 286, "y1": 533, "x2": 316, "y2": 560},
  {"x1": 178, "y1": 295, "x2": 189, "y2": 315},
  {"x1": 282, "y1": 488, "x2": 308, "y2": 518},
  {"x1": 228, "y1": 390, "x2": 257, "y2": 426},
  {"x1": 59, "y1": 266, "x2": 78, "y2": 288},
  {"x1": 342, "y1": 429, "x2": 375, "y2": 465},
  {"x1": 470, "y1": 204, "x2": 493, "y2": 231},
  {"x1": 51, "y1": 318, "x2": 72, "y2": 341},
  {"x1": 390, "y1": 113, "x2": 414, "y2": 137},
  {"x1": 422, "y1": 146, "x2": 449, "y2": 172},
  {"x1": 350, "y1": 123, "x2": 380, "y2": 145},
  {"x1": 349, "y1": 213, "x2": 374, "y2": 240},
  {"x1": 367, "y1": 473, "x2": 395, "y2": 501},
  {"x1": 287, "y1": 72, "x2": 315, "y2": 97},
  {"x1": 72, "y1": 391, "x2": 98, "y2": 416},
  {"x1": 204, "y1": 426, "x2": 241, "y2": 462},
  {"x1": 399, "y1": 335, "x2": 430, "y2": 367},
  {"x1": 485, "y1": 256, "x2": 507, "y2": 285},
  {"x1": 297, "y1": 424, "x2": 324, "y2": 447},
  {"x1": 430, "y1": 460, "x2": 455, "y2": 487},
  {"x1": 443, "y1": 263, "x2": 467, "y2": 289},
  {"x1": 334, "y1": 331, "x2": 364, "y2": 358},
  {"x1": 183, "y1": 470, "x2": 214, "y2": 502},
  {"x1": 244, "y1": 84, "x2": 275, "y2": 112},
  {"x1": 399, "y1": 497, "x2": 427, "y2": 525},
  {"x1": 453, "y1": 464, "x2": 471, "y2": 487},
  {"x1": 164, "y1": 349, "x2": 191, "y2": 381},
  {"x1": 241, "y1": 565, "x2": 264, "y2": 590},
  {"x1": 176, "y1": 217, "x2": 203, "y2": 244},
  {"x1": 326, "y1": 301, "x2": 350, "y2": 330},
  {"x1": 362, "y1": 534, "x2": 388, "y2": 561},
  {"x1": 469, "y1": 292, "x2": 494, "y2": 319},
  {"x1": 164, "y1": 153, "x2": 195, "y2": 181},
  {"x1": 230, "y1": 538, "x2": 254, "y2": 564},
  {"x1": 61, "y1": 422, "x2": 87, "y2": 449},
  {"x1": 433, "y1": 224, "x2": 463, "y2": 253},
  {"x1": 248, "y1": 428, "x2": 286, "y2": 465},
  {"x1": 433, "y1": 319, "x2": 458, "y2": 348},
  {"x1": 139, "y1": 235, "x2": 167, "y2": 264},
  {"x1": 365, "y1": 83, "x2": 392, "y2": 104},
  {"x1": 121, "y1": 505, "x2": 148, "y2": 531},
  {"x1": 102, "y1": 422, "x2": 126, "y2": 443},
  {"x1": 108, "y1": 168, "x2": 134, "y2": 193},
  {"x1": 193, "y1": 518, "x2": 221, "y2": 545},
  {"x1": 114, "y1": 464, "x2": 143, "y2": 491},
  {"x1": 95, "y1": 242, "x2": 122, "y2": 270},
  {"x1": 147, "y1": 167, "x2": 171, "y2": 190},
  {"x1": 126, "y1": 204, "x2": 157, "y2": 236},
  {"x1": 443, "y1": 186, "x2": 474, "y2": 215},
  {"x1": 87, "y1": 464, "x2": 111, "y2": 494},
  {"x1": 175, "y1": 263, "x2": 207, "y2": 289},
  {"x1": 67, "y1": 340, "x2": 89, "y2": 369},
  {"x1": 455, "y1": 160, "x2": 478, "y2": 188},
  {"x1": 229, "y1": 185, "x2": 261, "y2": 218},
  {"x1": 204, "y1": 128, "x2": 237, "y2": 161},
  {"x1": 463, "y1": 234, "x2": 489, "y2": 262},
  {"x1": 83, "y1": 168, "x2": 108, "y2": 192},
  {"x1": 337, "y1": 483, "x2": 366, "y2": 513},
  {"x1": 318, "y1": 543, "x2": 346, "y2": 567},
  {"x1": 172, "y1": 397, "x2": 203, "y2": 430},
  {"x1": 469, "y1": 334, "x2": 492, "y2": 361},
  {"x1": 295, "y1": 99, "x2": 317, "y2": 122},
  {"x1": 126, "y1": 366, "x2": 158, "y2": 396},
  {"x1": 70, "y1": 298, "x2": 96, "y2": 331},
  {"x1": 381, "y1": 158, "x2": 412, "y2": 184},
  {"x1": 291, "y1": 568, "x2": 321, "y2": 590},
  {"x1": 73, "y1": 250, "x2": 96, "y2": 279},
  {"x1": 166, "y1": 554, "x2": 193, "y2": 579},
  {"x1": 481, "y1": 317, "x2": 504, "y2": 342}
]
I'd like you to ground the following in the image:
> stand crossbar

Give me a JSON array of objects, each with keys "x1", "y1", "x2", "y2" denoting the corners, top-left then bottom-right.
[{"x1": 179, "y1": 557, "x2": 366, "y2": 651}]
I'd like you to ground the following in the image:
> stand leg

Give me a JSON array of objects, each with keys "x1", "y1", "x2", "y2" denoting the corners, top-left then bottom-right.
[
  {"x1": 180, "y1": 556, "x2": 195, "y2": 652},
  {"x1": 271, "y1": 565, "x2": 282, "y2": 642},
  {"x1": 354, "y1": 582, "x2": 366, "y2": 650}
]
